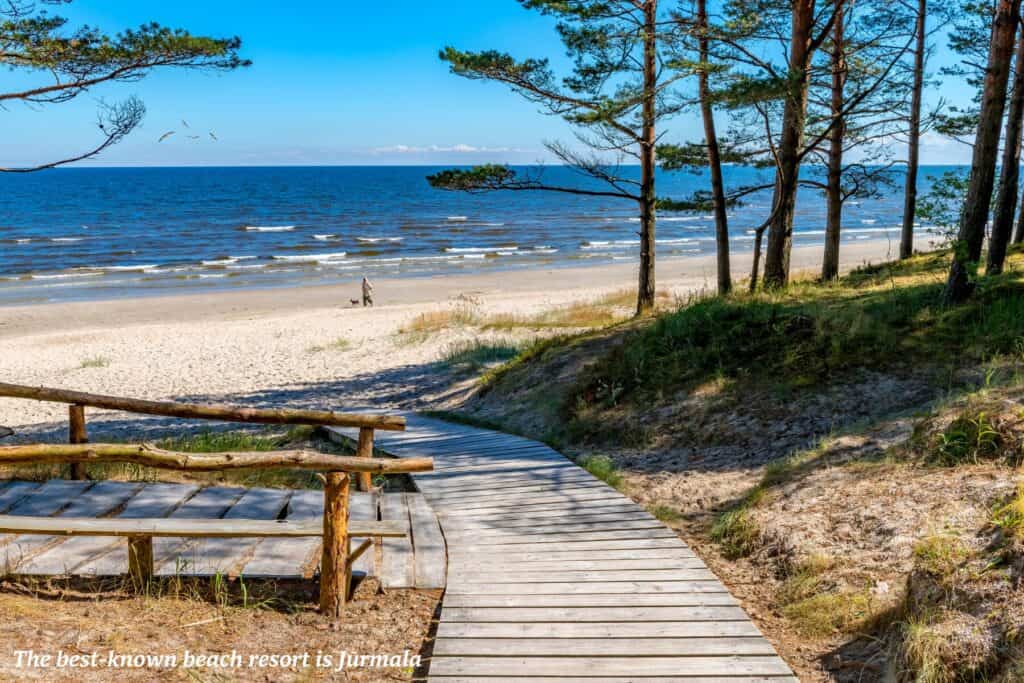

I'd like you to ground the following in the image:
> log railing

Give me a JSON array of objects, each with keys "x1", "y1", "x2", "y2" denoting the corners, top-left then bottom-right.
[{"x1": 0, "y1": 383, "x2": 420, "y2": 617}]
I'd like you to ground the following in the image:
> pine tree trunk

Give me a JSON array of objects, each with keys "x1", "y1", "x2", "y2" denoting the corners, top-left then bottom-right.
[
  {"x1": 945, "y1": 0, "x2": 1021, "y2": 303},
  {"x1": 636, "y1": 0, "x2": 658, "y2": 314},
  {"x1": 987, "y1": 26, "x2": 1024, "y2": 275},
  {"x1": 900, "y1": 0, "x2": 927, "y2": 260},
  {"x1": 822, "y1": 5, "x2": 846, "y2": 281},
  {"x1": 763, "y1": 0, "x2": 815, "y2": 289},
  {"x1": 697, "y1": 0, "x2": 730, "y2": 295}
]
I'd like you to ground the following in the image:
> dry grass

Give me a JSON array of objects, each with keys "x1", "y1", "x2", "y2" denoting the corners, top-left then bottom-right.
[
  {"x1": 78, "y1": 356, "x2": 111, "y2": 369},
  {"x1": 480, "y1": 288, "x2": 672, "y2": 331},
  {"x1": 306, "y1": 337, "x2": 352, "y2": 354}
]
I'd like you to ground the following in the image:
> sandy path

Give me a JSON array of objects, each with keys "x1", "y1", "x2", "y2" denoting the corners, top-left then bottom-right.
[{"x1": 0, "y1": 240, "x2": 900, "y2": 432}]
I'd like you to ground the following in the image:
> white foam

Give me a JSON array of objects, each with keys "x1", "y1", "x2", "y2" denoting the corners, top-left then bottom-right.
[
  {"x1": 30, "y1": 271, "x2": 102, "y2": 281},
  {"x1": 356, "y1": 236, "x2": 403, "y2": 243},
  {"x1": 272, "y1": 252, "x2": 347, "y2": 263},
  {"x1": 103, "y1": 264, "x2": 159, "y2": 272},
  {"x1": 445, "y1": 246, "x2": 518, "y2": 253},
  {"x1": 446, "y1": 216, "x2": 468, "y2": 222},
  {"x1": 245, "y1": 225, "x2": 295, "y2": 232},
  {"x1": 50, "y1": 237, "x2": 83, "y2": 243},
  {"x1": 314, "y1": 234, "x2": 338, "y2": 241}
]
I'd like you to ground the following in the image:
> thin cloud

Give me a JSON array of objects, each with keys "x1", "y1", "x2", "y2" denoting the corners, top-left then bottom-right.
[{"x1": 372, "y1": 143, "x2": 532, "y2": 154}]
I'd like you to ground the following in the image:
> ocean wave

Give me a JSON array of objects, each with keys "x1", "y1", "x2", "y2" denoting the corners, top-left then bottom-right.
[
  {"x1": 50, "y1": 237, "x2": 84, "y2": 243},
  {"x1": 446, "y1": 216, "x2": 468, "y2": 222},
  {"x1": 272, "y1": 251, "x2": 347, "y2": 263},
  {"x1": 356, "y1": 236, "x2": 404, "y2": 243},
  {"x1": 444, "y1": 246, "x2": 518, "y2": 253},
  {"x1": 314, "y1": 234, "x2": 339, "y2": 241},
  {"x1": 245, "y1": 225, "x2": 296, "y2": 232},
  {"x1": 29, "y1": 271, "x2": 103, "y2": 281}
]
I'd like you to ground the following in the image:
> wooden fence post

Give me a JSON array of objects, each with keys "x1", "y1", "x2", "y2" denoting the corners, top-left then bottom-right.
[
  {"x1": 320, "y1": 471, "x2": 350, "y2": 617},
  {"x1": 127, "y1": 535, "x2": 154, "y2": 587},
  {"x1": 356, "y1": 427, "x2": 374, "y2": 492},
  {"x1": 68, "y1": 404, "x2": 87, "y2": 480}
]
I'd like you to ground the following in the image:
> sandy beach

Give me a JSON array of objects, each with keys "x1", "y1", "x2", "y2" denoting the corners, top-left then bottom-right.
[{"x1": 0, "y1": 239, "x2": 902, "y2": 430}]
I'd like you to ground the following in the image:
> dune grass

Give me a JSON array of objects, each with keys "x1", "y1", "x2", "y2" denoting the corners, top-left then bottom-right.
[
  {"x1": 306, "y1": 337, "x2": 351, "y2": 354},
  {"x1": 569, "y1": 248, "x2": 1024, "y2": 411},
  {"x1": 440, "y1": 338, "x2": 524, "y2": 371},
  {"x1": 79, "y1": 356, "x2": 111, "y2": 369}
]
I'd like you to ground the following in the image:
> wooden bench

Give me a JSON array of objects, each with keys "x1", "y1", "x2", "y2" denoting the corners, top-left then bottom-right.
[{"x1": 0, "y1": 382, "x2": 432, "y2": 617}]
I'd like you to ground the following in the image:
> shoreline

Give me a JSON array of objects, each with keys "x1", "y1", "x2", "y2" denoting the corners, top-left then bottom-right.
[
  {"x1": 0, "y1": 239, "x2": 905, "y2": 339},
  {"x1": 0, "y1": 238, "x2": 908, "y2": 429}
]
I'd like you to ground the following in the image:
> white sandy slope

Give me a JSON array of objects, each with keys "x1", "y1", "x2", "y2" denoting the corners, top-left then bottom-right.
[{"x1": 0, "y1": 241, "x2": 903, "y2": 430}]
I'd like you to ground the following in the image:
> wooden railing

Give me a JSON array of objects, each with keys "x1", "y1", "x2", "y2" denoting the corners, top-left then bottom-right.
[{"x1": 0, "y1": 383, "x2": 425, "y2": 617}]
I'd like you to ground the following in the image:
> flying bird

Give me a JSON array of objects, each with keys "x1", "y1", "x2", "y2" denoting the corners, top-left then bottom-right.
[
  {"x1": 187, "y1": 135, "x2": 200, "y2": 140},
  {"x1": 209, "y1": 131, "x2": 218, "y2": 141},
  {"x1": 158, "y1": 131, "x2": 175, "y2": 142},
  {"x1": 181, "y1": 119, "x2": 190, "y2": 129}
]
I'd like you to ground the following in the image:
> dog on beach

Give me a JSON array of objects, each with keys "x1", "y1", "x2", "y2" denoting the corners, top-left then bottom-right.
[{"x1": 349, "y1": 298, "x2": 361, "y2": 306}]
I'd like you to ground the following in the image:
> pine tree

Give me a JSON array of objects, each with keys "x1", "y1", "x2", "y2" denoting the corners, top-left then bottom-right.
[
  {"x1": 1, "y1": 0, "x2": 248, "y2": 172},
  {"x1": 426, "y1": 0, "x2": 685, "y2": 315}
]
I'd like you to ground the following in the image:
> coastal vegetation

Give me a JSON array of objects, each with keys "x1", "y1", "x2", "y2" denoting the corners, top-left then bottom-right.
[{"x1": 444, "y1": 246, "x2": 1024, "y2": 678}]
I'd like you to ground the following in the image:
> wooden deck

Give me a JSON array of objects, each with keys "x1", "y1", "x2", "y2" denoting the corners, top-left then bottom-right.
[
  {"x1": 330, "y1": 414, "x2": 797, "y2": 682},
  {"x1": 0, "y1": 480, "x2": 445, "y2": 588}
]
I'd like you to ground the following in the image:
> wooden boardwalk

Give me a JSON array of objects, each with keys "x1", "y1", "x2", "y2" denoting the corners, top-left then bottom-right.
[
  {"x1": 0, "y1": 480, "x2": 445, "y2": 589},
  {"x1": 331, "y1": 414, "x2": 796, "y2": 682}
]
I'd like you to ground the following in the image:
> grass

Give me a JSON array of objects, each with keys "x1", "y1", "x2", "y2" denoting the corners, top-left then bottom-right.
[
  {"x1": 709, "y1": 505, "x2": 761, "y2": 559},
  {"x1": 569, "y1": 248, "x2": 1024, "y2": 412},
  {"x1": 781, "y1": 589, "x2": 876, "y2": 639},
  {"x1": 440, "y1": 338, "x2": 523, "y2": 371},
  {"x1": 932, "y1": 411, "x2": 1005, "y2": 466},
  {"x1": 306, "y1": 337, "x2": 351, "y2": 353},
  {"x1": 650, "y1": 504, "x2": 681, "y2": 523},
  {"x1": 79, "y1": 355, "x2": 111, "y2": 369},
  {"x1": 913, "y1": 534, "x2": 969, "y2": 582},
  {"x1": 576, "y1": 455, "x2": 623, "y2": 489},
  {"x1": 396, "y1": 304, "x2": 479, "y2": 344},
  {"x1": 992, "y1": 482, "x2": 1024, "y2": 541}
]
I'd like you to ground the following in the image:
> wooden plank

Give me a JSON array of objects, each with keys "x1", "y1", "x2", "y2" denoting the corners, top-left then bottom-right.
[
  {"x1": 447, "y1": 546, "x2": 697, "y2": 563},
  {"x1": 444, "y1": 581, "x2": 729, "y2": 596},
  {"x1": 350, "y1": 491, "x2": 375, "y2": 577},
  {"x1": 432, "y1": 637, "x2": 779, "y2": 657},
  {"x1": 35, "y1": 483, "x2": 198, "y2": 576},
  {"x1": 380, "y1": 492, "x2": 414, "y2": 588},
  {"x1": 429, "y1": 677, "x2": 799, "y2": 683},
  {"x1": 164, "y1": 487, "x2": 293, "y2": 577},
  {"x1": 241, "y1": 489, "x2": 322, "y2": 579},
  {"x1": 435, "y1": 621, "x2": 764, "y2": 639},
  {"x1": 428, "y1": 656, "x2": 794, "y2": 677},
  {"x1": 443, "y1": 510, "x2": 655, "y2": 528},
  {"x1": 441, "y1": 605, "x2": 747, "y2": 622},
  {"x1": 147, "y1": 486, "x2": 244, "y2": 575},
  {"x1": 448, "y1": 569, "x2": 717, "y2": 583},
  {"x1": 446, "y1": 538, "x2": 686, "y2": 554},
  {"x1": 409, "y1": 493, "x2": 446, "y2": 589},
  {"x1": 0, "y1": 481, "x2": 42, "y2": 513},
  {"x1": 2, "y1": 479, "x2": 92, "y2": 519},
  {"x1": 2, "y1": 481, "x2": 143, "y2": 572},
  {"x1": 445, "y1": 518, "x2": 664, "y2": 537},
  {"x1": 455, "y1": 529, "x2": 680, "y2": 546},
  {"x1": 448, "y1": 558, "x2": 707, "y2": 573},
  {"x1": 441, "y1": 593, "x2": 738, "y2": 608}
]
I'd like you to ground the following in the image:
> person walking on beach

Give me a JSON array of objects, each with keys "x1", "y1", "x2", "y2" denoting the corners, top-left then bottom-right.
[{"x1": 361, "y1": 276, "x2": 374, "y2": 307}]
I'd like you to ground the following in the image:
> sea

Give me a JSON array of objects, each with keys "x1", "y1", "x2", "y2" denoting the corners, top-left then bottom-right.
[{"x1": 0, "y1": 165, "x2": 955, "y2": 305}]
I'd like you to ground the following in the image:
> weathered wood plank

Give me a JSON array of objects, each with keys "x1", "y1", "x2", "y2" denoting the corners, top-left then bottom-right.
[
  {"x1": 240, "y1": 489, "x2": 322, "y2": 579},
  {"x1": 0, "y1": 481, "x2": 42, "y2": 514},
  {"x1": 447, "y1": 569, "x2": 717, "y2": 583},
  {"x1": 448, "y1": 558, "x2": 707, "y2": 573},
  {"x1": 432, "y1": 637, "x2": 779, "y2": 657},
  {"x1": 428, "y1": 656, "x2": 794, "y2": 677},
  {"x1": 349, "y1": 491, "x2": 375, "y2": 577},
  {"x1": 41, "y1": 483, "x2": 198, "y2": 576},
  {"x1": 428, "y1": 677, "x2": 799, "y2": 683},
  {"x1": 434, "y1": 621, "x2": 763, "y2": 639},
  {"x1": 441, "y1": 592, "x2": 738, "y2": 608},
  {"x1": 2, "y1": 481, "x2": 143, "y2": 572},
  {"x1": 165, "y1": 487, "x2": 293, "y2": 577},
  {"x1": 380, "y1": 492, "x2": 414, "y2": 588},
  {"x1": 409, "y1": 493, "x2": 446, "y2": 589},
  {"x1": 441, "y1": 605, "x2": 748, "y2": 622},
  {"x1": 444, "y1": 581, "x2": 728, "y2": 596}
]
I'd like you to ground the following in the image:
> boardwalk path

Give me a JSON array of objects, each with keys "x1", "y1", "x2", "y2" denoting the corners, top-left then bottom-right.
[{"x1": 331, "y1": 414, "x2": 796, "y2": 682}]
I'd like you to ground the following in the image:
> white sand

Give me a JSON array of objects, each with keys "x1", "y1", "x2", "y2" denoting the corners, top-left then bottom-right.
[{"x1": 0, "y1": 240, "x2": 903, "y2": 430}]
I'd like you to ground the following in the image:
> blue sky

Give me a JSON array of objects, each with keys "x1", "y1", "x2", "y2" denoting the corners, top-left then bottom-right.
[{"x1": 2, "y1": 0, "x2": 974, "y2": 167}]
